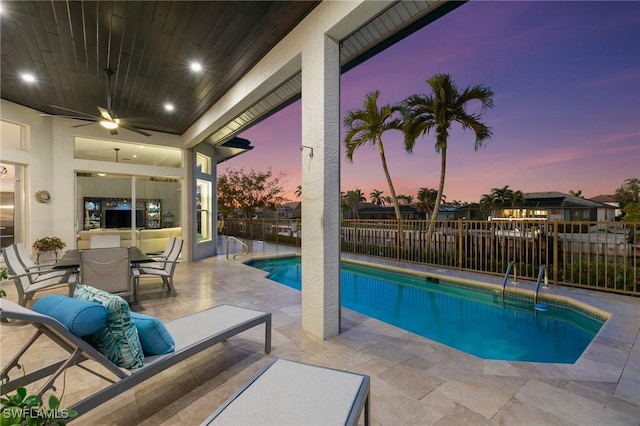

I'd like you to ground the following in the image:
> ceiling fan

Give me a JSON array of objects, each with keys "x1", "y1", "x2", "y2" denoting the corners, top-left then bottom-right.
[{"x1": 42, "y1": 68, "x2": 151, "y2": 137}]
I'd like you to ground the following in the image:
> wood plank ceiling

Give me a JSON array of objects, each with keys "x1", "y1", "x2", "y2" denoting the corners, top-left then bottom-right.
[{"x1": 0, "y1": 1, "x2": 320, "y2": 135}]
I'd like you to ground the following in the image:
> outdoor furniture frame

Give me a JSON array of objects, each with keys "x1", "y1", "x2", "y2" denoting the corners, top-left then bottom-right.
[
  {"x1": 132, "y1": 238, "x2": 183, "y2": 298},
  {"x1": 0, "y1": 299, "x2": 272, "y2": 419},
  {"x1": 201, "y1": 358, "x2": 370, "y2": 426},
  {"x1": 1, "y1": 243, "x2": 77, "y2": 306}
]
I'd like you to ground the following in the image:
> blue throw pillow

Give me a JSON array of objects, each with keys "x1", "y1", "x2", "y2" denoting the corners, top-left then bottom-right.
[
  {"x1": 32, "y1": 295, "x2": 106, "y2": 336},
  {"x1": 129, "y1": 311, "x2": 175, "y2": 355}
]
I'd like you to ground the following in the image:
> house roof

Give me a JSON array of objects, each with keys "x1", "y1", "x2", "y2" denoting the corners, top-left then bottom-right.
[
  {"x1": 523, "y1": 192, "x2": 612, "y2": 209},
  {"x1": 589, "y1": 194, "x2": 618, "y2": 203}
]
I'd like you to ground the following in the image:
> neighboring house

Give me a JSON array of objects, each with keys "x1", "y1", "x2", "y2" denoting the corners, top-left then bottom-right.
[
  {"x1": 354, "y1": 204, "x2": 457, "y2": 220},
  {"x1": 462, "y1": 192, "x2": 616, "y2": 221},
  {"x1": 255, "y1": 202, "x2": 301, "y2": 220},
  {"x1": 589, "y1": 194, "x2": 622, "y2": 219},
  {"x1": 355, "y1": 203, "x2": 421, "y2": 220}
]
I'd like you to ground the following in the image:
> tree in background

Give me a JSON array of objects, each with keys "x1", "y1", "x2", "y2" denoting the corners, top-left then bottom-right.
[
  {"x1": 479, "y1": 185, "x2": 525, "y2": 217},
  {"x1": 294, "y1": 185, "x2": 302, "y2": 198},
  {"x1": 370, "y1": 189, "x2": 386, "y2": 206},
  {"x1": 416, "y1": 187, "x2": 440, "y2": 219},
  {"x1": 217, "y1": 168, "x2": 288, "y2": 219},
  {"x1": 398, "y1": 194, "x2": 415, "y2": 205},
  {"x1": 344, "y1": 90, "x2": 405, "y2": 245},
  {"x1": 402, "y1": 73, "x2": 494, "y2": 247},
  {"x1": 616, "y1": 178, "x2": 640, "y2": 221},
  {"x1": 343, "y1": 189, "x2": 366, "y2": 219},
  {"x1": 569, "y1": 189, "x2": 584, "y2": 198}
]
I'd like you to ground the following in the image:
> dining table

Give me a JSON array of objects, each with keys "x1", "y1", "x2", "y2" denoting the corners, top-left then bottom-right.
[{"x1": 53, "y1": 246, "x2": 153, "y2": 269}]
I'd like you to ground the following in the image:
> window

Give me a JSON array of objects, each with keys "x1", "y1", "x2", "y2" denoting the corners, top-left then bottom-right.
[
  {"x1": 196, "y1": 179, "x2": 212, "y2": 242},
  {"x1": 196, "y1": 153, "x2": 211, "y2": 175}
]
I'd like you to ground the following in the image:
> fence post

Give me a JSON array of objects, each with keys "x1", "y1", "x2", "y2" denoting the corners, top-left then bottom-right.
[
  {"x1": 553, "y1": 220, "x2": 559, "y2": 286},
  {"x1": 458, "y1": 219, "x2": 463, "y2": 270}
]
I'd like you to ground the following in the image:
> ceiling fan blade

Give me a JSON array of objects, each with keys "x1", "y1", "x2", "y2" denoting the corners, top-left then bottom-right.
[
  {"x1": 120, "y1": 124, "x2": 152, "y2": 137},
  {"x1": 98, "y1": 107, "x2": 114, "y2": 121},
  {"x1": 40, "y1": 113, "x2": 98, "y2": 121},
  {"x1": 72, "y1": 122, "x2": 100, "y2": 128},
  {"x1": 48, "y1": 105, "x2": 100, "y2": 120}
]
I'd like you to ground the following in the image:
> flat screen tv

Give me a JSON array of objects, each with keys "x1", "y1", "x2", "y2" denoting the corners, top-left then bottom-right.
[{"x1": 105, "y1": 209, "x2": 145, "y2": 228}]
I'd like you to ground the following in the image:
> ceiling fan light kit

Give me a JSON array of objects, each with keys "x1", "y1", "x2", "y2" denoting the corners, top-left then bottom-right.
[{"x1": 100, "y1": 119, "x2": 119, "y2": 130}]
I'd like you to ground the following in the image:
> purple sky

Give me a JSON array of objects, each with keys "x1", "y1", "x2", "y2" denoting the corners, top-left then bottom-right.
[{"x1": 232, "y1": 1, "x2": 640, "y2": 204}]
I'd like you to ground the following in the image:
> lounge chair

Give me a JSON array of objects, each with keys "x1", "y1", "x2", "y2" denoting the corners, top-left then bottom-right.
[
  {"x1": 202, "y1": 358, "x2": 370, "y2": 426},
  {"x1": 0, "y1": 299, "x2": 272, "y2": 419}
]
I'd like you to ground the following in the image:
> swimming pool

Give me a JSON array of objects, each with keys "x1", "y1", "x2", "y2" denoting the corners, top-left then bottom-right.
[{"x1": 246, "y1": 256, "x2": 605, "y2": 363}]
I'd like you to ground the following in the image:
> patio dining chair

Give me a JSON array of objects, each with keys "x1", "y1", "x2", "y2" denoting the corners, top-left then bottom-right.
[
  {"x1": 132, "y1": 238, "x2": 182, "y2": 298},
  {"x1": 1, "y1": 243, "x2": 76, "y2": 306},
  {"x1": 79, "y1": 247, "x2": 133, "y2": 301},
  {"x1": 145, "y1": 236, "x2": 177, "y2": 264},
  {"x1": 90, "y1": 234, "x2": 121, "y2": 248}
]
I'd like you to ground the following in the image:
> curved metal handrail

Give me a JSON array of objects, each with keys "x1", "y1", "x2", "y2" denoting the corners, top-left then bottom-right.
[
  {"x1": 533, "y1": 265, "x2": 547, "y2": 305},
  {"x1": 226, "y1": 237, "x2": 249, "y2": 260},
  {"x1": 501, "y1": 261, "x2": 515, "y2": 299}
]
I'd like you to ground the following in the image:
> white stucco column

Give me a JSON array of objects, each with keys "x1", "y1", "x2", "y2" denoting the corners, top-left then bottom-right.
[{"x1": 300, "y1": 33, "x2": 341, "y2": 339}]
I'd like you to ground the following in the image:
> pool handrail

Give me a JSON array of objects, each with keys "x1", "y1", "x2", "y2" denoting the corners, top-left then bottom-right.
[
  {"x1": 533, "y1": 265, "x2": 547, "y2": 305},
  {"x1": 501, "y1": 261, "x2": 516, "y2": 299}
]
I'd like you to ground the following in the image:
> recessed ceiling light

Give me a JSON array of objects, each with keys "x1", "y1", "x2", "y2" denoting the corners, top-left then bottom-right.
[
  {"x1": 189, "y1": 61, "x2": 202, "y2": 72},
  {"x1": 164, "y1": 103, "x2": 175, "y2": 112},
  {"x1": 20, "y1": 73, "x2": 36, "y2": 83},
  {"x1": 97, "y1": 173, "x2": 107, "y2": 177},
  {"x1": 132, "y1": 154, "x2": 138, "y2": 158}
]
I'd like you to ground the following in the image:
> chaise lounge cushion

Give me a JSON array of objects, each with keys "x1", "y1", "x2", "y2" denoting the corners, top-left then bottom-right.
[
  {"x1": 73, "y1": 285, "x2": 144, "y2": 369},
  {"x1": 32, "y1": 295, "x2": 107, "y2": 336},
  {"x1": 129, "y1": 311, "x2": 175, "y2": 355}
]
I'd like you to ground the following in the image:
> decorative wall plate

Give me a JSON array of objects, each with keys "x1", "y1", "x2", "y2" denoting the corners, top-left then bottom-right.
[{"x1": 35, "y1": 190, "x2": 51, "y2": 203}]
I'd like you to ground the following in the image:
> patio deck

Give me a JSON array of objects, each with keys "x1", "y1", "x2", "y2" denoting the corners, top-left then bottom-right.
[{"x1": 1, "y1": 239, "x2": 639, "y2": 425}]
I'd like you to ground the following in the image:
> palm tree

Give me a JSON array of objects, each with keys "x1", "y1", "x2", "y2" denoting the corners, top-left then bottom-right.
[
  {"x1": 370, "y1": 189, "x2": 386, "y2": 206},
  {"x1": 416, "y1": 187, "x2": 439, "y2": 219},
  {"x1": 484, "y1": 185, "x2": 525, "y2": 217},
  {"x1": 492, "y1": 185, "x2": 514, "y2": 206},
  {"x1": 568, "y1": 189, "x2": 583, "y2": 198},
  {"x1": 344, "y1": 90, "x2": 405, "y2": 245},
  {"x1": 398, "y1": 194, "x2": 415, "y2": 205},
  {"x1": 508, "y1": 189, "x2": 525, "y2": 209},
  {"x1": 294, "y1": 185, "x2": 302, "y2": 198},
  {"x1": 344, "y1": 189, "x2": 366, "y2": 219},
  {"x1": 402, "y1": 74, "x2": 494, "y2": 247},
  {"x1": 479, "y1": 192, "x2": 496, "y2": 216}
]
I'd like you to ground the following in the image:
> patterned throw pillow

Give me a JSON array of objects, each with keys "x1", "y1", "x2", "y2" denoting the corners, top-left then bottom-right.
[{"x1": 73, "y1": 285, "x2": 144, "y2": 369}]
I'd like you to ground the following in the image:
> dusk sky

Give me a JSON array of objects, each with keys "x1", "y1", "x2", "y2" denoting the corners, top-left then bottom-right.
[{"x1": 231, "y1": 1, "x2": 640, "y2": 204}]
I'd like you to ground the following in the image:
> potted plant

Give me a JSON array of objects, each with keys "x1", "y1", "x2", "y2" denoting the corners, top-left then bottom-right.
[
  {"x1": 32, "y1": 237, "x2": 66, "y2": 263},
  {"x1": 0, "y1": 266, "x2": 8, "y2": 298}
]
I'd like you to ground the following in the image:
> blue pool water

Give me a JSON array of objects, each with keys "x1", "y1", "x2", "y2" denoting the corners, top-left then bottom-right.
[{"x1": 247, "y1": 257, "x2": 605, "y2": 363}]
